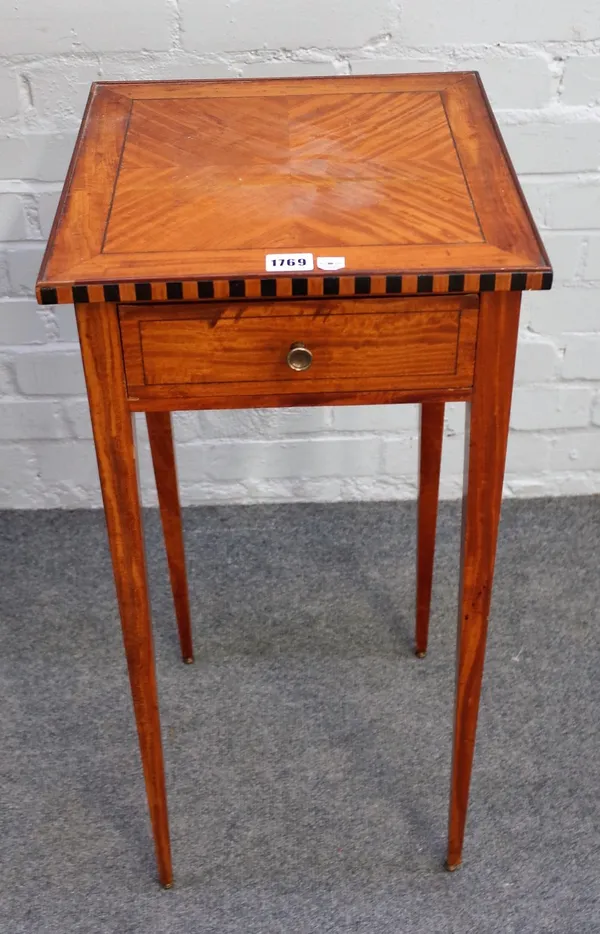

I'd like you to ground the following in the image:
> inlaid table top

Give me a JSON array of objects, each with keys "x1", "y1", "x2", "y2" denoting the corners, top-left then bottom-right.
[{"x1": 37, "y1": 73, "x2": 551, "y2": 305}]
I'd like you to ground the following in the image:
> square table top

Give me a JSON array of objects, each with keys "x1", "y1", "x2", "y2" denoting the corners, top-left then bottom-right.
[{"x1": 37, "y1": 73, "x2": 551, "y2": 305}]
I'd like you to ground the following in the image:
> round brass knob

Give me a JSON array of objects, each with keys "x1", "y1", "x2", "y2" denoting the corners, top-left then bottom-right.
[{"x1": 286, "y1": 342, "x2": 313, "y2": 372}]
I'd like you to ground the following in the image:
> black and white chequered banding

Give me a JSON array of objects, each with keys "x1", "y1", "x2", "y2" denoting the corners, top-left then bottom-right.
[{"x1": 38, "y1": 271, "x2": 553, "y2": 305}]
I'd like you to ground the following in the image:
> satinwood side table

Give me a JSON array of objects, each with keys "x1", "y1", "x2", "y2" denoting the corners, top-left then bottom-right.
[{"x1": 36, "y1": 73, "x2": 552, "y2": 887}]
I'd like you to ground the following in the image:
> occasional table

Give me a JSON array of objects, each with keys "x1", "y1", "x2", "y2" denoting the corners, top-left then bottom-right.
[{"x1": 36, "y1": 73, "x2": 552, "y2": 887}]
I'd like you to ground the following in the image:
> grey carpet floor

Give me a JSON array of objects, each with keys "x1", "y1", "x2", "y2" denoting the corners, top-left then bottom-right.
[{"x1": 1, "y1": 498, "x2": 599, "y2": 934}]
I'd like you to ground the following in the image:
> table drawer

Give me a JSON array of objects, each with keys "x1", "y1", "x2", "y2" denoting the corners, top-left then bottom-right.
[{"x1": 119, "y1": 295, "x2": 478, "y2": 403}]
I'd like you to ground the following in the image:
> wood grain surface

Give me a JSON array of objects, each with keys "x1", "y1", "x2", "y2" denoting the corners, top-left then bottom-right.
[
  {"x1": 75, "y1": 302, "x2": 173, "y2": 887},
  {"x1": 128, "y1": 386, "x2": 472, "y2": 413},
  {"x1": 37, "y1": 73, "x2": 551, "y2": 303},
  {"x1": 415, "y1": 402, "x2": 445, "y2": 658},
  {"x1": 146, "y1": 411, "x2": 194, "y2": 664},
  {"x1": 46, "y1": 71, "x2": 551, "y2": 885},
  {"x1": 446, "y1": 290, "x2": 522, "y2": 871},
  {"x1": 118, "y1": 296, "x2": 478, "y2": 405}
]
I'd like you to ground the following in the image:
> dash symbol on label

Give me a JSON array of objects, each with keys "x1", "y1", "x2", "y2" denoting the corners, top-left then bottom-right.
[{"x1": 317, "y1": 256, "x2": 345, "y2": 271}]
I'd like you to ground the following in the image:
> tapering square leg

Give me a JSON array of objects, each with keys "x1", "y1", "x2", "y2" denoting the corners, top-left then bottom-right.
[
  {"x1": 76, "y1": 303, "x2": 173, "y2": 888},
  {"x1": 146, "y1": 412, "x2": 194, "y2": 663},
  {"x1": 446, "y1": 291, "x2": 521, "y2": 870},
  {"x1": 415, "y1": 402, "x2": 445, "y2": 657}
]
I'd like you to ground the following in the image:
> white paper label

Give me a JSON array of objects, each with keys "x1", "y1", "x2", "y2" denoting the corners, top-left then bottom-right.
[
  {"x1": 317, "y1": 256, "x2": 346, "y2": 271},
  {"x1": 265, "y1": 252, "x2": 314, "y2": 272}
]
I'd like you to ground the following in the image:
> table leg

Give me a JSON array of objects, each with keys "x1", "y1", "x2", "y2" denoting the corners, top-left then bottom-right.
[
  {"x1": 415, "y1": 402, "x2": 445, "y2": 657},
  {"x1": 75, "y1": 303, "x2": 173, "y2": 888},
  {"x1": 446, "y1": 291, "x2": 521, "y2": 871},
  {"x1": 146, "y1": 412, "x2": 194, "y2": 664}
]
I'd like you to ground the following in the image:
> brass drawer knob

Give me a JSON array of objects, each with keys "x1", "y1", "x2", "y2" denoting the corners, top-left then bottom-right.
[{"x1": 286, "y1": 342, "x2": 313, "y2": 372}]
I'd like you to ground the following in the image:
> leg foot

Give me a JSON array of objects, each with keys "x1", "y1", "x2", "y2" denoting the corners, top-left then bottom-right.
[
  {"x1": 415, "y1": 649, "x2": 427, "y2": 659},
  {"x1": 183, "y1": 656, "x2": 194, "y2": 665},
  {"x1": 445, "y1": 859, "x2": 461, "y2": 873}
]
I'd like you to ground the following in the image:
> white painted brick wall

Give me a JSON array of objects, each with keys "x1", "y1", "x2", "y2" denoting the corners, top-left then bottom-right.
[
  {"x1": 584, "y1": 237, "x2": 600, "y2": 278},
  {"x1": 0, "y1": 300, "x2": 47, "y2": 344},
  {"x1": 0, "y1": 133, "x2": 78, "y2": 181},
  {"x1": 13, "y1": 349, "x2": 86, "y2": 396},
  {"x1": 0, "y1": 1, "x2": 599, "y2": 507},
  {"x1": 0, "y1": 0, "x2": 172, "y2": 55},
  {"x1": 544, "y1": 180, "x2": 600, "y2": 228},
  {"x1": 179, "y1": 0, "x2": 393, "y2": 53},
  {"x1": 6, "y1": 244, "x2": 47, "y2": 295},
  {"x1": 398, "y1": 2, "x2": 599, "y2": 44},
  {"x1": 563, "y1": 336, "x2": 600, "y2": 379},
  {"x1": 0, "y1": 194, "x2": 27, "y2": 240},
  {"x1": 0, "y1": 66, "x2": 19, "y2": 119},
  {"x1": 0, "y1": 399, "x2": 64, "y2": 439},
  {"x1": 498, "y1": 123, "x2": 600, "y2": 173},
  {"x1": 510, "y1": 387, "x2": 594, "y2": 430},
  {"x1": 562, "y1": 57, "x2": 600, "y2": 106}
]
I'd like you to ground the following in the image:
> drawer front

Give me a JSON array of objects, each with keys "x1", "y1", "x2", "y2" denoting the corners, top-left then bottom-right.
[{"x1": 119, "y1": 295, "x2": 478, "y2": 402}]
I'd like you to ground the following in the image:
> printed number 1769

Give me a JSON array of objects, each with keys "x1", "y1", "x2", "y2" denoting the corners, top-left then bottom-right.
[{"x1": 265, "y1": 253, "x2": 314, "y2": 272}]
